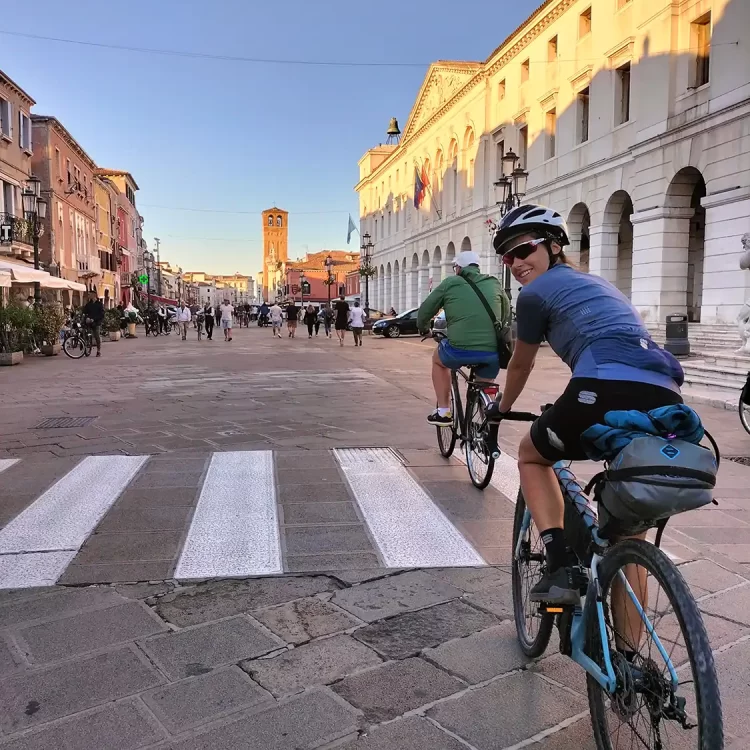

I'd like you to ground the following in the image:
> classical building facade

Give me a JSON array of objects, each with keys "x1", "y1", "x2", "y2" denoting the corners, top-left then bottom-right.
[{"x1": 356, "y1": 0, "x2": 750, "y2": 326}]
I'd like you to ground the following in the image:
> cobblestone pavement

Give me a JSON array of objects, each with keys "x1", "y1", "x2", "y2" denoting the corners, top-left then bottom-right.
[{"x1": 1, "y1": 326, "x2": 750, "y2": 748}]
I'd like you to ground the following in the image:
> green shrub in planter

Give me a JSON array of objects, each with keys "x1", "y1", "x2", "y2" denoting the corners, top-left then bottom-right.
[
  {"x1": 103, "y1": 308, "x2": 122, "y2": 333},
  {"x1": 0, "y1": 303, "x2": 34, "y2": 354},
  {"x1": 32, "y1": 304, "x2": 66, "y2": 348}
]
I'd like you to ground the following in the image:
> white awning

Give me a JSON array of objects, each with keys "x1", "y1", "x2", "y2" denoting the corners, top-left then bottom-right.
[
  {"x1": 0, "y1": 260, "x2": 51, "y2": 284},
  {"x1": 41, "y1": 277, "x2": 87, "y2": 292},
  {"x1": 0, "y1": 271, "x2": 12, "y2": 288}
]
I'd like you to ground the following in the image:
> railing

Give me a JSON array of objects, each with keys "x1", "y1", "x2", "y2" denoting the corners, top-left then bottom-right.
[{"x1": 0, "y1": 213, "x2": 33, "y2": 246}]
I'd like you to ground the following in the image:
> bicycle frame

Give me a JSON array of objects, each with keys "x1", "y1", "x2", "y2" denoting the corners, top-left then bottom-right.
[{"x1": 515, "y1": 461, "x2": 679, "y2": 694}]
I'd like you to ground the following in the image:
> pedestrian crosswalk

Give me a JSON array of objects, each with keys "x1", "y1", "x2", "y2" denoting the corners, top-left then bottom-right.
[{"x1": 0, "y1": 448, "x2": 520, "y2": 589}]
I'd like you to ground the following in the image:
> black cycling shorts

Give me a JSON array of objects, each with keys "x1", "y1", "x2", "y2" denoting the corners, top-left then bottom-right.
[{"x1": 530, "y1": 377, "x2": 683, "y2": 463}]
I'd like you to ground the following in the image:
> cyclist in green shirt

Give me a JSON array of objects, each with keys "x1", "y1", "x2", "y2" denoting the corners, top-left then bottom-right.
[{"x1": 417, "y1": 250, "x2": 510, "y2": 425}]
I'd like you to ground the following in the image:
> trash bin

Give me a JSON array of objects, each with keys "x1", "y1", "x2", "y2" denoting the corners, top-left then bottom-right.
[{"x1": 664, "y1": 313, "x2": 690, "y2": 356}]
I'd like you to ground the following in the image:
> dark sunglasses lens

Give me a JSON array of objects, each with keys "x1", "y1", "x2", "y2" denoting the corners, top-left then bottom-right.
[{"x1": 502, "y1": 242, "x2": 536, "y2": 265}]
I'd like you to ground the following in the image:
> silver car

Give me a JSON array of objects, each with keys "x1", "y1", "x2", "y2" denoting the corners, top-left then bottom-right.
[{"x1": 431, "y1": 310, "x2": 447, "y2": 335}]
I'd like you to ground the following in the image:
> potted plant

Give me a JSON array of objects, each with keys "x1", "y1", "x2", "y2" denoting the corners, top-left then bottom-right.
[
  {"x1": 0, "y1": 303, "x2": 34, "y2": 366},
  {"x1": 104, "y1": 308, "x2": 122, "y2": 341},
  {"x1": 33, "y1": 304, "x2": 66, "y2": 356},
  {"x1": 125, "y1": 310, "x2": 139, "y2": 338}
]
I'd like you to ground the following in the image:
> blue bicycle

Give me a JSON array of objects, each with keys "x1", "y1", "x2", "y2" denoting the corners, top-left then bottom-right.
[{"x1": 499, "y1": 407, "x2": 723, "y2": 749}]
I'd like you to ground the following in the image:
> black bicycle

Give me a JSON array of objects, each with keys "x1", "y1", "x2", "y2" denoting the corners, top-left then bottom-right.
[
  {"x1": 429, "y1": 332, "x2": 500, "y2": 489},
  {"x1": 62, "y1": 319, "x2": 93, "y2": 359},
  {"x1": 740, "y1": 371, "x2": 750, "y2": 435}
]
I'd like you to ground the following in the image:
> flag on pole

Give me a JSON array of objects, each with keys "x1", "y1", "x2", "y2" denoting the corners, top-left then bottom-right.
[
  {"x1": 414, "y1": 168, "x2": 426, "y2": 209},
  {"x1": 346, "y1": 214, "x2": 357, "y2": 244}
]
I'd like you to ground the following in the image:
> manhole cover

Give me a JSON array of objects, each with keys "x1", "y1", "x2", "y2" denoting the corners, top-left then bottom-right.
[
  {"x1": 33, "y1": 417, "x2": 98, "y2": 429},
  {"x1": 725, "y1": 456, "x2": 750, "y2": 466}
]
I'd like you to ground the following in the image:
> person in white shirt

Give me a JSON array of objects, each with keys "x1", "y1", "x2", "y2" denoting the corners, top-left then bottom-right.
[
  {"x1": 348, "y1": 300, "x2": 367, "y2": 347},
  {"x1": 220, "y1": 299, "x2": 234, "y2": 341},
  {"x1": 176, "y1": 303, "x2": 191, "y2": 341},
  {"x1": 269, "y1": 302, "x2": 283, "y2": 339}
]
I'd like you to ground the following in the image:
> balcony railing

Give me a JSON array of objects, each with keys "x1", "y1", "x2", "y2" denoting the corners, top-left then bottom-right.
[{"x1": 0, "y1": 213, "x2": 34, "y2": 246}]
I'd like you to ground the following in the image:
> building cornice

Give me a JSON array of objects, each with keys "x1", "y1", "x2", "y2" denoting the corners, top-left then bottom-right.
[
  {"x1": 31, "y1": 115, "x2": 97, "y2": 170},
  {"x1": 0, "y1": 69, "x2": 35, "y2": 107}
]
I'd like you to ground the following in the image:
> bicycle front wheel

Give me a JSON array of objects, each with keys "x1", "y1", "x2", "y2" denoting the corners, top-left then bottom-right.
[
  {"x1": 511, "y1": 489, "x2": 554, "y2": 657},
  {"x1": 740, "y1": 395, "x2": 750, "y2": 436},
  {"x1": 62, "y1": 334, "x2": 86, "y2": 359},
  {"x1": 436, "y1": 385, "x2": 457, "y2": 458},
  {"x1": 587, "y1": 539, "x2": 723, "y2": 749},
  {"x1": 464, "y1": 393, "x2": 496, "y2": 489}
]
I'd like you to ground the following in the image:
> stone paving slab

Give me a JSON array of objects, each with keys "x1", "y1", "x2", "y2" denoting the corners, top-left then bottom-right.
[
  {"x1": 353, "y1": 600, "x2": 498, "y2": 659},
  {"x1": 678, "y1": 559, "x2": 747, "y2": 595},
  {"x1": 13, "y1": 600, "x2": 168, "y2": 665},
  {"x1": 422, "y1": 565, "x2": 511, "y2": 593},
  {"x1": 154, "y1": 577, "x2": 341, "y2": 627},
  {"x1": 139, "y1": 615, "x2": 283, "y2": 680},
  {"x1": 0, "y1": 645, "x2": 164, "y2": 733},
  {"x1": 165, "y1": 688, "x2": 360, "y2": 750},
  {"x1": 252, "y1": 596, "x2": 362, "y2": 645},
  {"x1": 74, "y1": 531, "x2": 183, "y2": 564},
  {"x1": 338, "y1": 715, "x2": 467, "y2": 750},
  {"x1": 280, "y1": 502, "x2": 360, "y2": 525},
  {"x1": 283, "y1": 525, "x2": 374, "y2": 556},
  {"x1": 331, "y1": 571, "x2": 464, "y2": 622},
  {"x1": 0, "y1": 635, "x2": 22, "y2": 678},
  {"x1": 427, "y1": 672, "x2": 588, "y2": 750},
  {"x1": 59, "y1": 561, "x2": 175, "y2": 585},
  {"x1": 462, "y1": 581, "x2": 514, "y2": 620},
  {"x1": 423, "y1": 622, "x2": 529, "y2": 684},
  {"x1": 332, "y1": 657, "x2": 464, "y2": 723},
  {"x1": 0, "y1": 698, "x2": 165, "y2": 750},
  {"x1": 243, "y1": 634, "x2": 382, "y2": 697},
  {"x1": 285, "y1": 552, "x2": 382, "y2": 572},
  {"x1": 141, "y1": 666, "x2": 272, "y2": 734},
  {"x1": 0, "y1": 587, "x2": 123, "y2": 628},
  {"x1": 700, "y1": 583, "x2": 750, "y2": 625}
]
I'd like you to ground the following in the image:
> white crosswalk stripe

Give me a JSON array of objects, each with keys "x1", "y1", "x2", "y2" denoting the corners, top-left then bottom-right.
[
  {"x1": 0, "y1": 458, "x2": 19, "y2": 475},
  {"x1": 334, "y1": 448, "x2": 484, "y2": 568},
  {"x1": 0, "y1": 456, "x2": 148, "y2": 589},
  {"x1": 174, "y1": 451, "x2": 282, "y2": 580}
]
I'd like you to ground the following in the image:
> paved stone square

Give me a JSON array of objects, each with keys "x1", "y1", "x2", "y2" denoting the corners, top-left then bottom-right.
[{"x1": 0, "y1": 327, "x2": 749, "y2": 747}]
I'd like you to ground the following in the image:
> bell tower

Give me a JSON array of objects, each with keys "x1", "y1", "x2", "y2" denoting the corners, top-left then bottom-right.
[{"x1": 262, "y1": 207, "x2": 288, "y2": 267}]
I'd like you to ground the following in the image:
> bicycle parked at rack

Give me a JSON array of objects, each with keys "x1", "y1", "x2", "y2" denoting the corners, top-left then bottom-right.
[
  {"x1": 428, "y1": 332, "x2": 501, "y2": 489},
  {"x1": 739, "y1": 371, "x2": 750, "y2": 435},
  {"x1": 492, "y1": 404, "x2": 723, "y2": 748},
  {"x1": 62, "y1": 318, "x2": 93, "y2": 359}
]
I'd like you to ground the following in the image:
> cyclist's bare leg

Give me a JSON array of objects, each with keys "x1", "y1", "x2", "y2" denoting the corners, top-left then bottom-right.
[
  {"x1": 517, "y1": 432, "x2": 564, "y2": 531},
  {"x1": 611, "y1": 535, "x2": 648, "y2": 653},
  {"x1": 431, "y1": 348, "x2": 451, "y2": 409}
]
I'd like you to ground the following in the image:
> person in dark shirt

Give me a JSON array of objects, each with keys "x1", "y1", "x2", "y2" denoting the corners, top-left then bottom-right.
[
  {"x1": 334, "y1": 295, "x2": 350, "y2": 347},
  {"x1": 286, "y1": 303, "x2": 299, "y2": 338},
  {"x1": 82, "y1": 291, "x2": 105, "y2": 357}
]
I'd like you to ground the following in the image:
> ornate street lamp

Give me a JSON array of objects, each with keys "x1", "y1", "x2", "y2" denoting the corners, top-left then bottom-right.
[
  {"x1": 360, "y1": 232, "x2": 374, "y2": 316},
  {"x1": 492, "y1": 149, "x2": 528, "y2": 303},
  {"x1": 22, "y1": 176, "x2": 48, "y2": 306},
  {"x1": 299, "y1": 270, "x2": 306, "y2": 306}
]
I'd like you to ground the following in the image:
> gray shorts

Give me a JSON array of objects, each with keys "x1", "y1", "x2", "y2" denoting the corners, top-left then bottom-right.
[{"x1": 221, "y1": 319, "x2": 232, "y2": 329}]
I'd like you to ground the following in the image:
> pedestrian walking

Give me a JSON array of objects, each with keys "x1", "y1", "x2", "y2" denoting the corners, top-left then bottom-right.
[
  {"x1": 157, "y1": 304, "x2": 167, "y2": 334},
  {"x1": 258, "y1": 301, "x2": 270, "y2": 327},
  {"x1": 320, "y1": 304, "x2": 333, "y2": 338},
  {"x1": 303, "y1": 304, "x2": 317, "y2": 339},
  {"x1": 203, "y1": 303, "x2": 214, "y2": 340},
  {"x1": 334, "y1": 295, "x2": 349, "y2": 347},
  {"x1": 286, "y1": 302, "x2": 299, "y2": 338},
  {"x1": 176, "y1": 302, "x2": 191, "y2": 340},
  {"x1": 220, "y1": 298, "x2": 234, "y2": 341},
  {"x1": 214, "y1": 305, "x2": 222, "y2": 328},
  {"x1": 349, "y1": 300, "x2": 366, "y2": 347},
  {"x1": 82, "y1": 291, "x2": 105, "y2": 357},
  {"x1": 269, "y1": 302, "x2": 283, "y2": 338},
  {"x1": 313, "y1": 306, "x2": 321, "y2": 336}
]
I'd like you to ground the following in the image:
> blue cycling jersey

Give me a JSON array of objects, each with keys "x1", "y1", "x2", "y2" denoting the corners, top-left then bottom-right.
[{"x1": 515, "y1": 264, "x2": 683, "y2": 391}]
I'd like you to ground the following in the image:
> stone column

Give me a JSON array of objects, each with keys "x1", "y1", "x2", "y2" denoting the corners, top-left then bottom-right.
[
  {"x1": 419, "y1": 263, "x2": 430, "y2": 302},
  {"x1": 587, "y1": 224, "x2": 618, "y2": 283},
  {"x1": 700, "y1": 188, "x2": 750, "y2": 324},
  {"x1": 430, "y1": 260, "x2": 442, "y2": 290},
  {"x1": 630, "y1": 207, "x2": 693, "y2": 326}
]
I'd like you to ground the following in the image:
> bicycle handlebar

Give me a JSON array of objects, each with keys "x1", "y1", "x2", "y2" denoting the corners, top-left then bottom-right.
[{"x1": 495, "y1": 410, "x2": 539, "y2": 422}]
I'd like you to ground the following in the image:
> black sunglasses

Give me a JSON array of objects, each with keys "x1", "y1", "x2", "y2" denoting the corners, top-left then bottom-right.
[{"x1": 501, "y1": 237, "x2": 547, "y2": 266}]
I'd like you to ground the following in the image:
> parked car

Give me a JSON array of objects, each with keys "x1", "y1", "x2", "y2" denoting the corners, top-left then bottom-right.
[
  {"x1": 372, "y1": 308, "x2": 420, "y2": 338},
  {"x1": 363, "y1": 309, "x2": 387, "y2": 331},
  {"x1": 431, "y1": 310, "x2": 447, "y2": 336}
]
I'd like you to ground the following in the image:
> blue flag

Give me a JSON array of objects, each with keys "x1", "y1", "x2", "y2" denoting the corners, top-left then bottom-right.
[{"x1": 346, "y1": 214, "x2": 357, "y2": 244}]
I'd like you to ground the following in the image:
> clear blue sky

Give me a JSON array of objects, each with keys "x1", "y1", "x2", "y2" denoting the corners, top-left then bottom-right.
[{"x1": 2, "y1": 0, "x2": 538, "y2": 275}]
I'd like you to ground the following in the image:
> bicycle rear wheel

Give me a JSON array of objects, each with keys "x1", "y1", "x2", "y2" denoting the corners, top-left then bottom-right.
[
  {"x1": 511, "y1": 489, "x2": 554, "y2": 657},
  {"x1": 740, "y1": 395, "x2": 750, "y2": 436},
  {"x1": 436, "y1": 385, "x2": 457, "y2": 458},
  {"x1": 62, "y1": 334, "x2": 86, "y2": 359},
  {"x1": 464, "y1": 392, "x2": 496, "y2": 489},
  {"x1": 587, "y1": 539, "x2": 723, "y2": 749}
]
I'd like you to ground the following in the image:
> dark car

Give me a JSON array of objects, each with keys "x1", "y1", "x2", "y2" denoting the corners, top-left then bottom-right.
[{"x1": 372, "y1": 308, "x2": 419, "y2": 338}]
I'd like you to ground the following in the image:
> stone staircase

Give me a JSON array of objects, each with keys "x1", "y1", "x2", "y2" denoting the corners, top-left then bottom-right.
[{"x1": 649, "y1": 324, "x2": 749, "y2": 410}]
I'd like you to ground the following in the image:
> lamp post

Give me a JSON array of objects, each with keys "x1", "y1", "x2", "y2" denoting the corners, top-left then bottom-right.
[
  {"x1": 325, "y1": 254, "x2": 333, "y2": 307},
  {"x1": 493, "y1": 149, "x2": 529, "y2": 302},
  {"x1": 299, "y1": 270, "x2": 306, "y2": 307},
  {"x1": 143, "y1": 251, "x2": 153, "y2": 309},
  {"x1": 153, "y1": 237, "x2": 162, "y2": 297},
  {"x1": 360, "y1": 232, "x2": 374, "y2": 316},
  {"x1": 22, "y1": 176, "x2": 48, "y2": 307}
]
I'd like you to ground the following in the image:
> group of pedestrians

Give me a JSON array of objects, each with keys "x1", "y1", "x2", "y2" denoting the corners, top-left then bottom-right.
[{"x1": 172, "y1": 299, "x2": 235, "y2": 342}]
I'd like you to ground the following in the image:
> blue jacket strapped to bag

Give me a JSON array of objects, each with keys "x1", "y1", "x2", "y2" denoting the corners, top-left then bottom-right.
[{"x1": 580, "y1": 404, "x2": 718, "y2": 538}]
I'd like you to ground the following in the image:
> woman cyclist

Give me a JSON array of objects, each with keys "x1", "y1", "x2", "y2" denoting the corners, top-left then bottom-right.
[{"x1": 487, "y1": 204, "x2": 685, "y2": 605}]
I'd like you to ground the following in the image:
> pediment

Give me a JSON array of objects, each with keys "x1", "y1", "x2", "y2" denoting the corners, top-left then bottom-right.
[{"x1": 402, "y1": 62, "x2": 481, "y2": 141}]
